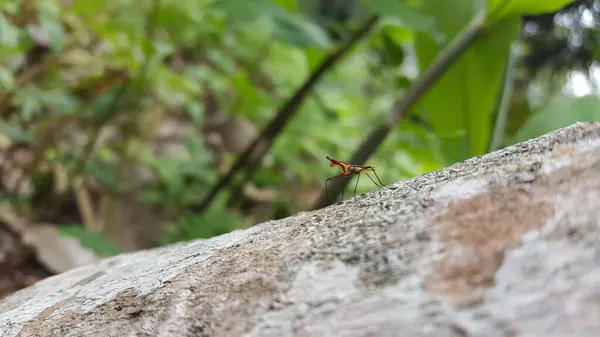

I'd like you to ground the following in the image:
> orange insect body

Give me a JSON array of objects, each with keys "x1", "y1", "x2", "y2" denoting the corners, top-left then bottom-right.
[{"x1": 325, "y1": 156, "x2": 385, "y2": 203}]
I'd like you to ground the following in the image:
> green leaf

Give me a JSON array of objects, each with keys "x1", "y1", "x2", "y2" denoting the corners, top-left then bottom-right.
[
  {"x1": 70, "y1": 1, "x2": 108, "y2": 16},
  {"x1": 0, "y1": 66, "x2": 14, "y2": 90},
  {"x1": 160, "y1": 197, "x2": 245, "y2": 243},
  {"x1": 270, "y1": 11, "x2": 331, "y2": 49},
  {"x1": 0, "y1": 193, "x2": 31, "y2": 206},
  {"x1": 1, "y1": 0, "x2": 21, "y2": 14},
  {"x1": 380, "y1": 31, "x2": 405, "y2": 66},
  {"x1": 155, "y1": 2, "x2": 200, "y2": 31},
  {"x1": 489, "y1": 0, "x2": 577, "y2": 18},
  {"x1": 92, "y1": 84, "x2": 127, "y2": 119},
  {"x1": 230, "y1": 72, "x2": 261, "y2": 110},
  {"x1": 0, "y1": 122, "x2": 34, "y2": 144},
  {"x1": 215, "y1": 0, "x2": 330, "y2": 48},
  {"x1": 396, "y1": 75, "x2": 412, "y2": 89},
  {"x1": 512, "y1": 95, "x2": 600, "y2": 143},
  {"x1": 86, "y1": 160, "x2": 119, "y2": 188},
  {"x1": 140, "y1": 135, "x2": 217, "y2": 210},
  {"x1": 39, "y1": 90, "x2": 82, "y2": 115},
  {"x1": 414, "y1": 1, "x2": 520, "y2": 164},
  {"x1": 0, "y1": 13, "x2": 20, "y2": 47},
  {"x1": 58, "y1": 225, "x2": 122, "y2": 257},
  {"x1": 38, "y1": 2, "x2": 66, "y2": 53},
  {"x1": 272, "y1": 0, "x2": 297, "y2": 11},
  {"x1": 148, "y1": 157, "x2": 185, "y2": 196},
  {"x1": 213, "y1": 0, "x2": 279, "y2": 22},
  {"x1": 361, "y1": 0, "x2": 438, "y2": 38}
]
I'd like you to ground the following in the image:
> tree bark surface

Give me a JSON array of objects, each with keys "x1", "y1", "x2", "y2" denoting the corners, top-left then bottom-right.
[{"x1": 2, "y1": 122, "x2": 600, "y2": 337}]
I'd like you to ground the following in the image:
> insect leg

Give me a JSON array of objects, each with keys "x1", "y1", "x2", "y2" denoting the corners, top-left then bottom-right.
[
  {"x1": 371, "y1": 169, "x2": 385, "y2": 187},
  {"x1": 365, "y1": 170, "x2": 385, "y2": 188},
  {"x1": 353, "y1": 174, "x2": 360, "y2": 197},
  {"x1": 373, "y1": 169, "x2": 385, "y2": 187},
  {"x1": 325, "y1": 174, "x2": 344, "y2": 203}
]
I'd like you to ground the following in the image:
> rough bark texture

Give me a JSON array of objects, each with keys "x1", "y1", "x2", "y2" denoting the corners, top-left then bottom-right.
[{"x1": 2, "y1": 122, "x2": 600, "y2": 337}]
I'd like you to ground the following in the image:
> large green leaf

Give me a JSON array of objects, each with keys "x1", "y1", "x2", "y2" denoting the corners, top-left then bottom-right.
[
  {"x1": 414, "y1": 0, "x2": 520, "y2": 164},
  {"x1": 512, "y1": 95, "x2": 600, "y2": 143},
  {"x1": 489, "y1": 0, "x2": 577, "y2": 18}
]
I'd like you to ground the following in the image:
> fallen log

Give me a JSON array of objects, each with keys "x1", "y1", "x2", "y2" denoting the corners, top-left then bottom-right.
[{"x1": 2, "y1": 122, "x2": 600, "y2": 337}]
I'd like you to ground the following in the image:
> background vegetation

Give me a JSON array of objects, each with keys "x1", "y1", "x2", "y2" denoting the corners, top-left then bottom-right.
[{"x1": 1, "y1": 0, "x2": 598, "y2": 259}]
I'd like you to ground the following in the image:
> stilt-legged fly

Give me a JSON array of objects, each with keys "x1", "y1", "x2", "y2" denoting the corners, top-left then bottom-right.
[{"x1": 325, "y1": 156, "x2": 385, "y2": 203}]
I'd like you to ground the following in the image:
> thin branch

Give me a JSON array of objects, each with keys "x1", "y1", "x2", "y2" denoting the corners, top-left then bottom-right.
[
  {"x1": 488, "y1": 41, "x2": 518, "y2": 152},
  {"x1": 191, "y1": 15, "x2": 380, "y2": 214},
  {"x1": 313, "y1": 10, "x2": 490, "y2": 210}
]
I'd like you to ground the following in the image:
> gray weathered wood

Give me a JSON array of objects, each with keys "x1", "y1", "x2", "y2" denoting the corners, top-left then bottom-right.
[{"x1": 2, "y1": 122, "x2": 600, "y2": 337}]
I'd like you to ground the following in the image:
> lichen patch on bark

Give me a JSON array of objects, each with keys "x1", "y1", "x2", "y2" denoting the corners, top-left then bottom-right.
[{"x1": 424, "y1": 186, "x2": 554, "y2": 307}]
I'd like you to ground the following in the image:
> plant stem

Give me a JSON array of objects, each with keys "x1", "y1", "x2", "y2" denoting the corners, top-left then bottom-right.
[{"x1": 489, "y1": 42, "x2": 518, "y2": 152}]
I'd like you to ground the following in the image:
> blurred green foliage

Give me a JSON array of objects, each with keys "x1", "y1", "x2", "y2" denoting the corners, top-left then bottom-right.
[
  {"x1": 2, "y1": 0, "x2": 599, "y2": 256},
  {"x1": 58, "y1": 225, "x2": 123, "y2": 257}
]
